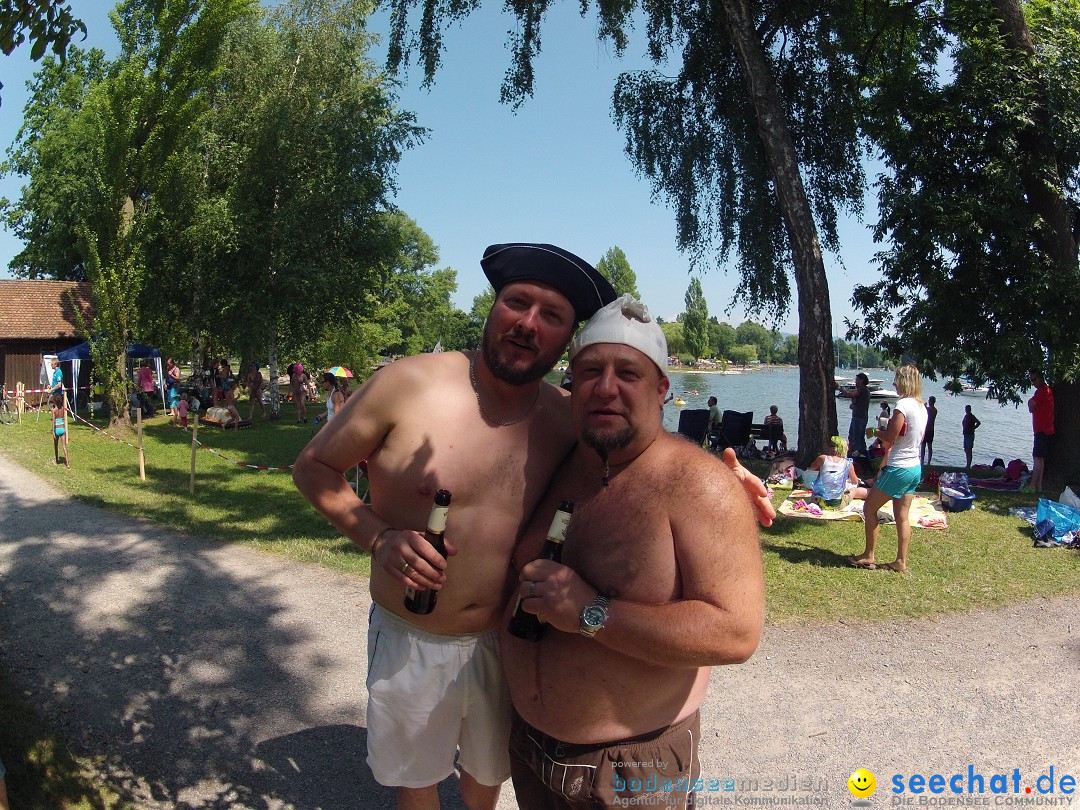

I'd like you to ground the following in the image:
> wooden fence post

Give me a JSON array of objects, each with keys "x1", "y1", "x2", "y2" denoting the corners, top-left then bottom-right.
[
  {"x1": 15, "y1": 382, "x2": 24, "y2": 422},
  {"x1": 136, "y1": 406, "x2": 146, "y2": 481},
  {"x1": 189, "y1": 413, "x2": 198, "y2": 494}
]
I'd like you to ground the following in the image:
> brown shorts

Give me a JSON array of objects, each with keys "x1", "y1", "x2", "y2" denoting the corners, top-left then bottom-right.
[{"x1": 509, "y1": 708, "x2": 700, "y2": 809}]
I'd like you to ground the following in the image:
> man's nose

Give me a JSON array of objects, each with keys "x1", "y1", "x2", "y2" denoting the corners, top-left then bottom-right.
[
  {"x1": 593, "y1": 367, "x2": 618, "y2": 397},
  {"x1": 516, "y1": 307, "x2": 541, "y2": 333}
]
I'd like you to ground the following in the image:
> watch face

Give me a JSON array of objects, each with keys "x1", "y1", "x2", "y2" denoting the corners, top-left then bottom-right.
[{"x1": 583, "y1": 606, "x2": 607, "y2": 627}]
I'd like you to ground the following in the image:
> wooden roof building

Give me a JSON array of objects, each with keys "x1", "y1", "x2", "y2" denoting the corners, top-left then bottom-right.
[{"x1": 0, "y1": 279, "x2": 94, "y2": 391}]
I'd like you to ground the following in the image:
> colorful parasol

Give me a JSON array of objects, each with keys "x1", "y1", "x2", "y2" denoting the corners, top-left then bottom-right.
[{"x1": 327, "y1": 366, "x2": 354, "y2": 378}]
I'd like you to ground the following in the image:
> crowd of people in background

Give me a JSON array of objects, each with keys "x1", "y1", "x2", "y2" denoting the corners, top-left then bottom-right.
[{"x1": 74, "y1": 356, "x2": 349, "y2": 430}]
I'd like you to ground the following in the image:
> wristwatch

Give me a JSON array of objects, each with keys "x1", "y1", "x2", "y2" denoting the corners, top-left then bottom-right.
[{"x1": 579, "y1": 594, "x2": 610, "y2": 637}]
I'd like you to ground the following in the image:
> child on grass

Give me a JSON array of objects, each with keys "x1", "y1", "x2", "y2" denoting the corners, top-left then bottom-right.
[
  {"x1": 51, "y1": 394, "x2": 70, "y2": 468},
  {"x1": 178, "y1": 392, "x2": 189, "y2": 429}
]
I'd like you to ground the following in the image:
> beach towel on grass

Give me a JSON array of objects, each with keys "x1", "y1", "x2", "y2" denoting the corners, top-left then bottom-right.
[
  {"x1": 970, "y1": 459, "x2": 1027, "y2": 490},
  {"x1": 969, "y1": 477, "x2": 1023, "y2": 491},
  {"x1": 778, "y1": 489, "x2": 948, "y2": 530}
]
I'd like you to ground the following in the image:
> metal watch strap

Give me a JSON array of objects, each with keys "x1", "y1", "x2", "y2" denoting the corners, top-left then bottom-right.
[{"x1": 579, "y1": 594, "x2": 610, "y2": 637}]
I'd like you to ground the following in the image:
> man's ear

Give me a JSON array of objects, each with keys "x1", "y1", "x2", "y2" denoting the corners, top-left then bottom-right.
[{"x1": 657, "y1": 374, "x2": 671, "y2": 404}]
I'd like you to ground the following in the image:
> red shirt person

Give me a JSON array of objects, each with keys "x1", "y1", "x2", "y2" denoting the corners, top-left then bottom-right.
[{"x1": 1026, "y1": 368, "x2": 1055, "y2": 493}]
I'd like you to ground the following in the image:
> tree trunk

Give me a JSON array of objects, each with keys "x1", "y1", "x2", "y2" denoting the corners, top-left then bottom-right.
[
  {"x1": 107, "y1": 349, "x2": 129, "y2": 430},
  {"x1": 268, "y1": 336, "x2": 280, "y2": 419},
  {"x1": 720, "y1": 0, "x2": 837, "y2": 466},
  {"x1": 1046, "y1": 381, "x2": 1080, "y2": 495},
  {"x1": 993, "y1": 0, "x2": 1076, "y2": 271},
  {"x1": 993, "y1": 0, "x2": 1080, "y2": 490}
]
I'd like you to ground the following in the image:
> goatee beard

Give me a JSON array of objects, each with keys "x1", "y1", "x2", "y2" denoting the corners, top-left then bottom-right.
[
  {"x1": 583, "y1": 426, "x2": 635, "y2": 455},
  {"x1": 585, "y1": 429, "x2": 634, "y2": 487}
]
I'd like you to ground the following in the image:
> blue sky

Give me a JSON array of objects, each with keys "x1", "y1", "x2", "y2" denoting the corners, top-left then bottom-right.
[{"x1": 0, "y1": 3, "x2": 882, "y2": 335}]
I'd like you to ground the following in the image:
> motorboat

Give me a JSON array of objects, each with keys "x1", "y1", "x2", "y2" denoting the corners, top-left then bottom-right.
[
  {"x1": 835, "y1": 376, "x2": 886, "y2": 397},
  {"x1": 945, "y1": 377, "x2": 990, "y2": 397},
  {"x1": 868, "y1": 387, "x2": 900, "y2": 400},
  {"x1": 956, "y1": 382, "x2": 989, "y2": 397}
]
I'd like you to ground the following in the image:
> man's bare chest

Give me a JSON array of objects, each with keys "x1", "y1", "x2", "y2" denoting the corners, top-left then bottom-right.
[
  {"x1": 374, "y1": 421, "x2": 568, "y2": 504},
  {"x1": 547, "y1": 472, "x2": 679, "y2": 604}
]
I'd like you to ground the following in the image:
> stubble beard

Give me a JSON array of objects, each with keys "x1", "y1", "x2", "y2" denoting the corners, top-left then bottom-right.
[{"x1": 481, "y1": 319, "x2": 564, "y2": 386}]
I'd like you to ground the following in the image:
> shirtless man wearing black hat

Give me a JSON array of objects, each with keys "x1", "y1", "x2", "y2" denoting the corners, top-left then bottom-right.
[{"x1": 293, "y1": 243, "x2": 773, "y2": 810}]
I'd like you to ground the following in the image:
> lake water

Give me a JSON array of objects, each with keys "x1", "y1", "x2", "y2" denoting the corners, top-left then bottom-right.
[{"x1": 661, "y1": 367, "x2": 1033, "y2": 468}]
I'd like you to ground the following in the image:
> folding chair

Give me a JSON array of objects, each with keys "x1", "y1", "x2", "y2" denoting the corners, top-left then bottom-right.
[
  {"x1": 720, "y1": 410, "x2": 754, "y2": 456},
  {"x1": 676, "y1": 409, "x2": 711, "y2": 447}
]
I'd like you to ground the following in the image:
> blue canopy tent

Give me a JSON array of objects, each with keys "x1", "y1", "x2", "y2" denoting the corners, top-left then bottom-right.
[{"x1": 56, "y1": 341, "x2": 167, "y2": 413}]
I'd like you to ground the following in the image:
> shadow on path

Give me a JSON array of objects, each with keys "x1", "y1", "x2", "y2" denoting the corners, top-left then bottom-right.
[{"x1": 0, "y1": 467, "x2": 477, "y2": 808}]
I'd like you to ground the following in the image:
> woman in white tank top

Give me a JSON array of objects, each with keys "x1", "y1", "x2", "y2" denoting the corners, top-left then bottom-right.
[
  {"x1": 848, "y1": 364, "x2": 928, "y2": 574},
  {"x1": 321, "y1": 372, "x2": 345, "y2": 422}
]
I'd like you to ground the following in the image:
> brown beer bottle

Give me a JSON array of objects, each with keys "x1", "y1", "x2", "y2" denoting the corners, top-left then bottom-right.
[
  {"x1": 404, "y1": 489, "x2": 452, "y2": 615},
  {"x1": 507, "y1": 500, "x2": 574, "y2": 641}
]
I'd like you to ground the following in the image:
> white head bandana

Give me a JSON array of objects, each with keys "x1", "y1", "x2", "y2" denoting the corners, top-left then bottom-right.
[{"x1": 569, "y1": 294, "x2": 668, "y2": 376}]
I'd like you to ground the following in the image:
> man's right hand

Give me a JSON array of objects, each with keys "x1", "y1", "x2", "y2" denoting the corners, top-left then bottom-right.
[
  {"x1": 516, "y1": 559, "x2": 595, "y2": 635},
  {"x1": 373, "y1": 528, "x2": 454, "y2": 590}
]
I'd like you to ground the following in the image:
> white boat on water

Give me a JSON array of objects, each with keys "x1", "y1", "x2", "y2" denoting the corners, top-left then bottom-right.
[
  {"x1": 946, "y1": 378, "x2": 990, "y2": 397},
  {"x1": 835, "y1": 377, "x2": 886, "y2": 395},
  {"x1": 869, "y1": 387, "x2": 900, "y2": 400}
]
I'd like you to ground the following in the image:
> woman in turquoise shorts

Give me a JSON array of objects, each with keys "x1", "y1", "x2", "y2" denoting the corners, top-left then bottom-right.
[{"x1": 847, "y1": 364, "x2": 927, "y2": 573}]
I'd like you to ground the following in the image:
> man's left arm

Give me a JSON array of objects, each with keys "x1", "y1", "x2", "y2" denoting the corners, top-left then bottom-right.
[{"x1": 523, "y1": 458, "x2": 764, "y2": 668}]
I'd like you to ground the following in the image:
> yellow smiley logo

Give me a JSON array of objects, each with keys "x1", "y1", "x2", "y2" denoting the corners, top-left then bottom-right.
[{"x1": 848, "y1": 768, "x2": 876, "y2": 798}]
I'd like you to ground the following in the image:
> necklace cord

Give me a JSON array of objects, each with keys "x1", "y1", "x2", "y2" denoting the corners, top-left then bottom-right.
[{"x1": 469, "y1": 351, "x2": 540, "y2": 427}]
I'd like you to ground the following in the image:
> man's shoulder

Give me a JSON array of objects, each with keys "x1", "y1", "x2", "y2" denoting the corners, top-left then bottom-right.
[
  {"x1": 650, "y1": 436, "x2": 756, "y2": 530},
  {"x1": 379, "y1": 351, "x2": 464, "y2": 378},
  {"x1": 361, "y1": 352, "x2": 468, "y2": 400},
  {"x1": 538, "y1": 380, "x2": 572, "y2": 413},
  {"x1": 651, "y1": 433, "x2": 734, "y2": 484}
]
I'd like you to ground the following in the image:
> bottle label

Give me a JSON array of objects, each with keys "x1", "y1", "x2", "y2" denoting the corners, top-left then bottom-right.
[
  {"x1": 547, "y1": 510, "x2": 571, "y2": 541},
  {"x1": 428, "y1": 505, "x2": 449, "y2": 534}
]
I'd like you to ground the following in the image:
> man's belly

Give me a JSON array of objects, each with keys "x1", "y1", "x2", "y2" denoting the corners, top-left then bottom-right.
[
  {"x1": 371, "y1": 555, "x2": 515, "y2": 635},
  {"x1": 502, "y1": 632, "x2": 707, "y2": 743}
]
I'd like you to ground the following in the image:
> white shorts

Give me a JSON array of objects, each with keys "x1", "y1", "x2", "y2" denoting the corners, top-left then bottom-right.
[{"x1": 365, "y1": 604, "x2": 511, "y2": 788}]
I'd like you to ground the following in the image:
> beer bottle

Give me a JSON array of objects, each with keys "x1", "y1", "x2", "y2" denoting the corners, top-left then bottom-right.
[
  {"x1": 507, "y1": 500, "x2": 574, "y2": 641},
  {"x1": 404, "y1": 489, "x2": 452, "y2": 615}
]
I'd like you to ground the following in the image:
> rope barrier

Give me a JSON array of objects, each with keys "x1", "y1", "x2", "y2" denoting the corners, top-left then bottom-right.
[
  {"x1": 64, "y1": 409, "x2": 295, "y2": 472},
  {"x1": 67, "y1": 409, "x2": 142, "y2": 451},
  {"x1": 6, "y1": 385, "x2": 93, "y2": 397},
  {"x1": 176, "y1": 423, "x2": 295, "y2": 472}
]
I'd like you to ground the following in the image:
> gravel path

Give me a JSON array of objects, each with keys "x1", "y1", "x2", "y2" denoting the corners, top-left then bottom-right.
[{"x1": 1, "y1": 459, "x2": 1077, "y2": 809}]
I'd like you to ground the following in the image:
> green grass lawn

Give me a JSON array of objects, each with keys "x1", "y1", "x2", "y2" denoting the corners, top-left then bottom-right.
[
  {"x1": 756, "y1": 478, "x2": 1079, "y2": 624},
  {"x1": 0, "y1": 402, "x2": 372, "y2": 577}
]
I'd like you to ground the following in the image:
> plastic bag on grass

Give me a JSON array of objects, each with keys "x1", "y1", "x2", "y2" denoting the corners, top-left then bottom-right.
[{"x1": 1036, "y1": 498, "x2": 1080, "y2": 541}]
